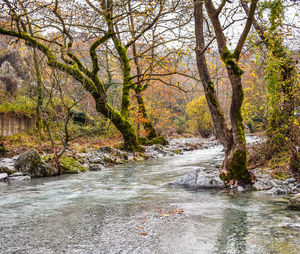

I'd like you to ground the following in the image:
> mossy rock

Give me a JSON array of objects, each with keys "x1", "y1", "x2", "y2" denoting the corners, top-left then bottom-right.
[
  {"x1": 138, "y1": 136, "x2": 169, "y2": 146},
  {"x1": 15, "y1": 148, "x2": 57, "y2": 177},
  {"x1": 174, "y1": 149, "x2": 181, "y2": 155},
  {"x1": 0, "y1": 166, "x2": 15, "y2": 175},
  {"x1": 273, "y1": 171, "x2": 290, "y2": 181},
  {"x1": 60, "y1": 156, "x2": 87, "y2": 174},
  {"x1": 42, "y1": 154, "x2": 87, "y2": 174}
]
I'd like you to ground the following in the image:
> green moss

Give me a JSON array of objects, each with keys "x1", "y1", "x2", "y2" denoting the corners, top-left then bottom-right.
[
  {"x1": 206, "y1": 82, "x2": 217, "y2": 108},
  {"x1": 0, "y1": 166, "x2": 14, "y2": 175},
  {"x1": 222, "y1": 47, "x2": 233, "y2": 60},
  {"x1": 273, "y1": 170, "x2": 290, "y2": 181},
  {"x1": 236, "y1": 110, "x2": 246, "y2": 143},
  {"x1": 138, "y1": 136, "x2": 168, "y2": 146},
  {"x1": 226, "y1": 59, "x2": 244, "y2": 76},
  {"x1": 0, "y1": 97, "x2": 35, "y2": 117},
  {"x1": 220, "y1": 148, "x2": 251, "y2": 184},
  {"x1": 42, "y1": 155, "x2": 87, "y2": 174},
  {"x1": 222, "y1": 47, "x2": 244, "y2": 76},
  {"x1": 96, "y1": 103, "x2": 143, "y2": 152},
  {"x1": 59, "y1": 156, "x2": 87, "y2": 174},
  {"x1": 174, "y1": 149, "x2": 181, "y2": 154}
]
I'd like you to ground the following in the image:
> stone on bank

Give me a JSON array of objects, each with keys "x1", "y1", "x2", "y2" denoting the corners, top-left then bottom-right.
[
  {"x1": 287, "y1": 194, "x2": 300, "y2": 211},
  {"x1": 14, "y1": 149, "x2": 56, "y2": 177}
]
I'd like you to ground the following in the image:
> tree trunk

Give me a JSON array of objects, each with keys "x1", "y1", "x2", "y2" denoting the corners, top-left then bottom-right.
[
  {"x1": 194, "y1": 0, "x2": 255, "y2": 185},
  {"x1": 221, "y1": 70, "x2": 251, "y2": 184},
  {"x1": 95, "y1": 98, "x2": 142, "y2": 151}
]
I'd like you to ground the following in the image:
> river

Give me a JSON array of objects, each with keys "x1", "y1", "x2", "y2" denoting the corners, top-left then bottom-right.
[{"x1": 0, "y1": 138, "x2": 300, "y2": 253}]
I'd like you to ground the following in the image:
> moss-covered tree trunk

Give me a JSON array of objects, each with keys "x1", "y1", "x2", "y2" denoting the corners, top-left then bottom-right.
[
  {"x1": 222, "y1": 67, "x2": 251, "y2": 184},
  {"x1": 104, "y1": 0, "x2": 158, "y2": 141},
  {"x1": 194, "y1": 0, "x2": 258, "y2": 185},
  {"x1": 95, "y1": 99, "x2": 142, "y2": 151}
]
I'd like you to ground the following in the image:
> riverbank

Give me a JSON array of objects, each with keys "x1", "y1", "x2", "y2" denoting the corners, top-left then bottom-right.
[
  {"x1": 0, "y1": 137, "x2": 214, "y2": 183},
  {"x1": 1, "y1": 136, "x2": 300, "y2": 201}
]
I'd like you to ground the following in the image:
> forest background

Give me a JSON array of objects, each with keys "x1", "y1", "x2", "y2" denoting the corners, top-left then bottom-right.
[{"x1": 0, "y1": 0, "x2": 299, "y2": 184}]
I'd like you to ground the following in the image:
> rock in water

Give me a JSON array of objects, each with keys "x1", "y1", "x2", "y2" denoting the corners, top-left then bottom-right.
[
  {"x1": 14, "y1": 149, "x2": 57, "y2": 177},
  {"x1": 0, "y1": 173, "x2": 8, "y2": 181},
  {"x1": 8, "y1": 175, "x2": 31, "y2": 181},
  {"x1": 170, "y1": 169, "x2": 225, "y2": 189},
  {"x1": 287, "y1": 194, "x2": 300, "y2": 210}
]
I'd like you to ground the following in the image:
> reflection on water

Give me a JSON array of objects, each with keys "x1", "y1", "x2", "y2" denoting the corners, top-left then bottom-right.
[
  {"x1": 0, "y1": 140, "x2": 300, "y2": 254},
  {"x1": 215, "y1": 196, "x2": 249, "y2": 254}
]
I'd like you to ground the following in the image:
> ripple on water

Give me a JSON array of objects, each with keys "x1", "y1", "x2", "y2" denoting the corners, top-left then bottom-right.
[{"x1": 0, "y1": 139, "x2": 299, "y2": 254}]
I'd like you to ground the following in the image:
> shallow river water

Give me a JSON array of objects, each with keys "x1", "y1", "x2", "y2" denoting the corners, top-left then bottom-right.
[{"x1": 1, "y1": 139, "x2": 300, "y2": 254}]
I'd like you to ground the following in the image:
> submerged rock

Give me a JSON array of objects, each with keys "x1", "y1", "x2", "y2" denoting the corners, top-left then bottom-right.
[
  {"x1": 14, "y1": 149, "x2": 57, "y2": 177},
  {"x1": 170, "y1": 169, "x2": 225, "y2": 189},
  {"x1": 287, "y1": 194, "x2": 300, "y2": 210}
]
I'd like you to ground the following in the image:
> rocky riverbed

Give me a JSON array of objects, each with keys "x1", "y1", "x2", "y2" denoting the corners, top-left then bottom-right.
[
  {"x1": 1, "y1": 136, "x2": 300, "y2": 210},
  {"x1": 1, "y1": 136, "x2": 299, "y2": 254},
  {"x1": 0, "y1": 137, "x2": 214, "y2": 183}
]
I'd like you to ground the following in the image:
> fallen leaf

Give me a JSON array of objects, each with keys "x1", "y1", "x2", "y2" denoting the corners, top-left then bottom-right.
[
  {"x1": 161, "y1": 213, "x2": 169, "y2": 217},
  {"x1": 140, "y1": 233, "x2": 148, "y2": 236}
]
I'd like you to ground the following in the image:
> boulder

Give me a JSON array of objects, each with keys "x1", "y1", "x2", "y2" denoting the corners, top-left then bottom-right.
[
  {"x1": 9, "y1": 172, "x2": 24, "y2": 177},
  {"x1": 252, "y1": 177, "x2": 273, "y2": 191},
  {"x1": 82, "y1": 151, "x2": 105, "y2": 164},
  {"x1": 89, "y1": 164, "x2": 104, "y2": 171},
  {"x1": 0, "y1": 165, "x2": 16, "y2": 175},
  {"x1": 0, "y1": 172, "x2": 8, "y2": 181},
  {"x1": 14, "y1": 149, "x2": 57, "y2": 177},
  {"x1": 0, "y1": 157, "x2": 17, "y2": 174},
  {"x1": 8, "y1": 175, "x2": 31, "y2": 181},
  {"x1": 284, "y1": 178, "x2": 297, "y2": 184},
  {"x1": 59, "y1": 156, "x2": 87, "y2": 174},
  {"x1": 287, "y1": 194, "x2": 300, "y2": 210},
  {"x1": 69, "y1": 110, "x2": 94, "y2": 125},
  {"x1": 170, "y1": 169, "x2": 225, "y2": 189},
  {"x1": 266, "y1": 187, "x2": 288, "y2": 195},
  {"x1": 97, "y1": 147, "x2": 128, "y2": 164}
]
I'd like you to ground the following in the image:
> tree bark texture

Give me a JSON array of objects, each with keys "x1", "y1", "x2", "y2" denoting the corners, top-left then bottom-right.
[{"x1": 194, "y1": 0, "x2": 258, "y2": 185}]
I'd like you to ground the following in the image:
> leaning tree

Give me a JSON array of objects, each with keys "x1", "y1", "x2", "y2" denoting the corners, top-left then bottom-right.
[{"x1": 0, "y1": 0, "x2": 176, "y2": 151}]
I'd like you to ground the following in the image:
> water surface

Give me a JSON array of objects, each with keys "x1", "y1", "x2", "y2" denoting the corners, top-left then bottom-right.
[{"x1": 0, "y1": 140, "x2": 299, "y2": 253}]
